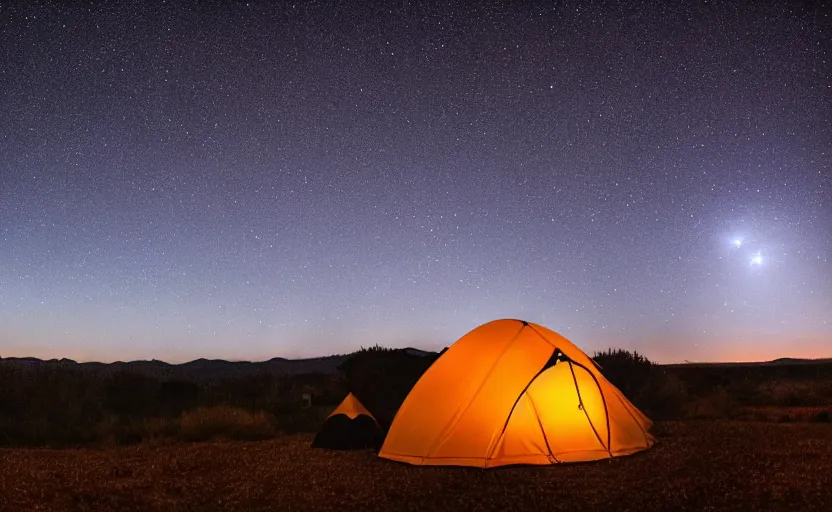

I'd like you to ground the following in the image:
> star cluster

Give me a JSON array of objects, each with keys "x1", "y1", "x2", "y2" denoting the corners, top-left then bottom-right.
[{"x1": 1, "y1": 1, "x2": 829, "y2": 363}]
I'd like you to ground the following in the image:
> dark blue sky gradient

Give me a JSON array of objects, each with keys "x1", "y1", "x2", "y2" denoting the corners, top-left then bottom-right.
[{"x1": 1, "y1": 1, "x2": 830, "y2": 363}]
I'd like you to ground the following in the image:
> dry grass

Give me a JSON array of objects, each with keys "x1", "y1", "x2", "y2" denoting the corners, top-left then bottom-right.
[
  {"x1": 736, "y1": 405, "x2": 832, "y2": 423},
  {"x1": 757, "y1": 379, "x2": 832, "y2": 407},
  {"x1": 1, "y1": 421, "x2": 830, "y2": 512},
  {"x1": 179, "y1": 405, "x2": 277, "y2": 442}
]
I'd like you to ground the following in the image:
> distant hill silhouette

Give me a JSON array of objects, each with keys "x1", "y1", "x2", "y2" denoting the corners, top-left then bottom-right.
[
  {"x1": 1, "y1": 351, "x2": 828, "y2": 382},
  {"x1": 663, "y1": 357, "x2": 832, "y2": 368},
  {"x1": 0, "y1": 347, "x2": 438, "y2": 382}
]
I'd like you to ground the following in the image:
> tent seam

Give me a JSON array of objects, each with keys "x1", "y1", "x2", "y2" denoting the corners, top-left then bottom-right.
[{"x1": 567, "y1": 360, "x2": 609, "y2": 454}]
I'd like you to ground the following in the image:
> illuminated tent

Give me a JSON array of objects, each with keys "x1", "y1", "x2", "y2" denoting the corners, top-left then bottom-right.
[
  {"x1": 378, "y1": 319, "x2": 655, "y2": 467},
  {"x1": 311, "y1": 393, "x2": 384, "y2": 450}
]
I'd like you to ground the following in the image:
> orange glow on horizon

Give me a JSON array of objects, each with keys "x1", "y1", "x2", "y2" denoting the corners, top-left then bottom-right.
[{"x1": 1, "y1": 333, "x2": 829, "y2": 365}]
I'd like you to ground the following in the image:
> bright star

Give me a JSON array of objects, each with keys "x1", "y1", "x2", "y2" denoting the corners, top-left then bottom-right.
[
  {"x1": 750, "y1": 252, "x2": 763, "y2": 265},
  {"x1": 732, "y1": 238, "x2": 743, "y2": 248}
]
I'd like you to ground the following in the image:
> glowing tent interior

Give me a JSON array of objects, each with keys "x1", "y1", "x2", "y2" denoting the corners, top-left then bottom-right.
[
  {"x1": 378, "y1": 319, "x2": 655, "y2": 467},
  {"x1": 312, "y1": 392, "x2": 384, "y2": 450}
]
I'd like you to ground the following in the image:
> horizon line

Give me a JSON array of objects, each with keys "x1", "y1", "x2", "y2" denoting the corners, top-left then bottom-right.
[{"x1": 2, "y1": 350, "x2": 830, "y2": 367}]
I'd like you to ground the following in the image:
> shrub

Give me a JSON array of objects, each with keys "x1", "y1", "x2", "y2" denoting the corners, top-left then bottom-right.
[
  {"x1": 591, "y1": 348, "x2": 687, "y2": 418},
  {"x1": 0, "y1": 418, "x2": 98, "y2": 448},
  {"x1": 142, "y1": 417, "x2": 180, "y2": 442},
  {"x1": 95, "y1": 415, "x2": 180, "y2": 446},
  {"x1": 592, "y1": 348, "x2": 654, "y2": 398},
  {"x1": 179, "y1": 405, "x2": 277, "y2": 442},
  {"x1": 683, "y1": 385, "x2": 736, "y2": 419},
  {"x1": 103, "y1": 372, "x2": 160, "y2": 419},
  {"x1": 276, "y1": 406, "x2": 330, "y2": 434},
  {"x1": 95, "y1": 415, "x2": 133, "y2": 446},
  {"x1": 593, "y1": 348, "x2": 652, "y2": 367},
  {"x1": 338, "y1": 347, "x2": 435, "y2": 425},
  {"x1": 637, "y1": 371, "x2": 689, "y2": 420},
  {"x1": 760, "y1": 380, "x2": 826, "y2": 407},
  {"x1": 811, "y1": 410, "x2": 830, "y2": 423},
  {"x1": 157, "y1": 380, "x2": 201, "y2": 417}
]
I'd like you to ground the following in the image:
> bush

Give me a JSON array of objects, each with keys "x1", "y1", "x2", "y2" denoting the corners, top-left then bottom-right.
[
  {"x1": 683, "y1": 385, "x2": 736, "y2": 419},
  {"x1": 179, "y1": 405, "x2": 277, "y2": 442},
  {"x1": 637, "y1": 371, "x2": 690, "y2": 420},
  {"x1": 591, "y1": 348, "x2": 689, "y2": 418},
  {"x1": 95, "y1": 415, "x2": 141, "y2": 446},
  {"x1": 276, "y1": 406, "x2": 331, "y2": 434},
  {"x1": 95, "y1": 415, "x2": 180, "y2": 446},
  {"x1": 338, "y1": 347, "x2": 436, "y2": 428},
  {"x1": 142, "y1": 417, "x2": 181, "y2": 442},
  {"x1": 592, "y1": 348, "x2": 654, "y2": 398},
  {"x1": 811, "y1": 410, "x2": 830, "y2": 423},
  {"x1": 593, "y1": 348, "x2": 652, "y2": 367},
  {"x1": 759, "y1": 380, "x2": 827, "y2": 407},
  {"x1": 0, "y1": 418, "x2": 98, "y2": 447}
]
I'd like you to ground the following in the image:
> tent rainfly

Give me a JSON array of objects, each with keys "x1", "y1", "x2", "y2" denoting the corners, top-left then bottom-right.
[
  {"x1": 378, "y1": 319, "x2": 655, "y2": 467},
  {"x1": 312, "y1": 393, "x2": 384, "y2": 450}
]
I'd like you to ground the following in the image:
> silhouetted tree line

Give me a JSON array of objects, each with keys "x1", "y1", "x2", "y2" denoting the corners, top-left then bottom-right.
[
  {"x1": 336, "y1": 345, "x2": 441, "y2": 430},
  {"x1": 0, "y1": 363, "x2": 344, "y2": 446},
  {"x1": 0, "y1": 346, "x2": 439, "y2": 447},
  {"x1": 590, "y1": 348, "x2": 688, "y2": 419},
  {"x1": 592, "y1": 348, "x2": 653, "y2": 392}
]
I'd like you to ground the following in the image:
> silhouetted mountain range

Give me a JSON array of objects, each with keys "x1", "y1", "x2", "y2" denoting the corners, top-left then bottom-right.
[
  {"x1": 662, "y1": 357, "x2": 832, "y2": 368},
  {"x1": 0, "y1": 347, "x2": 438, "y2": 382},
  {"x1": 1, "y1": 351, "x2": 828, "y2": 381}
]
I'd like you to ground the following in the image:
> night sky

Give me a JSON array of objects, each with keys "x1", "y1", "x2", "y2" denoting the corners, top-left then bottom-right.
[{"x1": 1, "y1": 1, "x2": 830, "y2": 364}]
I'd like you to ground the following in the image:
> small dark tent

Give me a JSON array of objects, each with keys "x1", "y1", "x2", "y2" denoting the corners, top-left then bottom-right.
[{"x1": 311, "y1": 393, "x2": 384, "y2": 450}]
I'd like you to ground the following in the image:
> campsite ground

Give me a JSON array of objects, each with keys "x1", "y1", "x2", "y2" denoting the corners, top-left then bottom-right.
[{"x1": 1, "y1": 420, "x2": 830, "y2": 512}]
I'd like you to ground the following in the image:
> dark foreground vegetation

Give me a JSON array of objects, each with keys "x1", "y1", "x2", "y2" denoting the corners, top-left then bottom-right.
[
  {"x1": 1, "y1": 421, "x2": 831, "y2": 511},
  {"x1": 0, "y1": 347, "x2": 830, "y2": 447}
]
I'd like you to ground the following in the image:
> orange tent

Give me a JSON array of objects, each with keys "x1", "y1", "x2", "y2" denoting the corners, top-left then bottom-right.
[
  {"x1": 378, "y1": 319, "x2": 655, "y2": 467},
  {"x1": 325, "y1": 392, "x2": 375, "y2": 421},
  {"x1": 312, "y1": 393, "x2": 383, "y2": 450}
]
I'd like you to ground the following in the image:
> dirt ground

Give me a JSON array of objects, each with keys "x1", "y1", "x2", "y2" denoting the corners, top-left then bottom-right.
[{"x1": 1, "y1": 421, "x2": 830, "y2": 512}]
